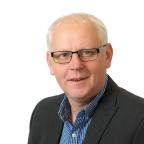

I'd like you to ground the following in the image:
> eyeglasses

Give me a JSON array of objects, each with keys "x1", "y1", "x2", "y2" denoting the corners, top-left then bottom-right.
[{"x1": 50, "y1": 44, "x2": 107, "y2": 64}]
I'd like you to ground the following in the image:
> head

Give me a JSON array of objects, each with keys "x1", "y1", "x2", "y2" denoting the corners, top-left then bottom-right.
[{"x1": 46, "y1": 13, "x2": 113, "y2": 105}]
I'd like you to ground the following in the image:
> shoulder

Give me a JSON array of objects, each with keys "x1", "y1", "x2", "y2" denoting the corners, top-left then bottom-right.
[
  {"x1": 34, "y1": 93, "x2": 64, "y2": 113},
  {"x1": 118, "y1": 87, "x2": 144, "y2": 108},
  {"x1": 29, "y1": 94, "x2": 64, "y2": 126},
  {"x1": 107, "y1": 76, "x2": 144, "y2": 117},
  {"x1": 107, "y1": 76, "x2": 144, "y2": 108},
  {"x1": 30, "y1": 94, "x2": 64, "y2": 121}
]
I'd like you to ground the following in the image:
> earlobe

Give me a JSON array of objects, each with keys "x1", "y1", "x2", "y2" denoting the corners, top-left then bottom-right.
[{"x1": 46, "y1": 52, "x2": 55, "y2": 75}]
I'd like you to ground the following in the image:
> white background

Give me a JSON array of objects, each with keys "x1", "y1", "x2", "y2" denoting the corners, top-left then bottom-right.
[{"x1": 0, "y1": 0, "x2": 144, "y2": 143}]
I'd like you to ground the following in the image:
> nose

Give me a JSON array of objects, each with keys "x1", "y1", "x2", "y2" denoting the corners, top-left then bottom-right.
[{"x1": 69, "y1": 53, "x2": 84, "y2": 70}]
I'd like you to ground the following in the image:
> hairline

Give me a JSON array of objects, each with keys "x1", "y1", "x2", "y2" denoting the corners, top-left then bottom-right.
[{"x1": 47, "y1": 13, "x2": 108, "y2": 51}]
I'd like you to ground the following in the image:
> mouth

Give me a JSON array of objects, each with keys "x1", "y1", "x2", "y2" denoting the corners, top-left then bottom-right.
[{"x1": 68, "y1": 77, "x2": 88, "y2": 82}]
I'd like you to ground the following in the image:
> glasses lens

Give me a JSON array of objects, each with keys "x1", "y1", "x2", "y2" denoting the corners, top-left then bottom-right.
[
  {"x1": 52, "y1": 51, "x2": 72, "y2": 63},
  {"x1": 79, "y1": 48, "x2": 98, "y2": 61}
]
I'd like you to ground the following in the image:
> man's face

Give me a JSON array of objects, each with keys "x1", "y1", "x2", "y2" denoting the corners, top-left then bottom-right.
[{"x1": 47, "y1": 22, "x2": 113, "y2": 104}]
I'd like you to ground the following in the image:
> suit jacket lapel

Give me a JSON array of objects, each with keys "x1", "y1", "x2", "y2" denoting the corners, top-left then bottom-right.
[{"x1": 83, "y1": 76, "x2": 119, "y2": 144}]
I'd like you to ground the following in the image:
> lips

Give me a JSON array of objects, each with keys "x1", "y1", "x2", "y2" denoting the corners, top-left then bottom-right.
[{"x1": 68, "y1": 77, "x2": 88, "y2": 82}]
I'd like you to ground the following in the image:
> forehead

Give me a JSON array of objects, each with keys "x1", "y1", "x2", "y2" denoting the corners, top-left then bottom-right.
[
  {"x1": 51, "y1": 21, "x2": 101, "y2": 49},
  {"x1": 52, "y1": 20, "x2": 98, "y2": 35}
]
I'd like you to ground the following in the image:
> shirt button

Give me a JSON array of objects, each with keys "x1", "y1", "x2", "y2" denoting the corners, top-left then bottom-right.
[{"x1": 72, "y1": 132, "x2": 76, "y2": 138}]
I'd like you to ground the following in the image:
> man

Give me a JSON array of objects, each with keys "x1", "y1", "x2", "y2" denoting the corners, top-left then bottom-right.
[{"x1": 28, "y1": 13, "x2": 144, "y2": 144}]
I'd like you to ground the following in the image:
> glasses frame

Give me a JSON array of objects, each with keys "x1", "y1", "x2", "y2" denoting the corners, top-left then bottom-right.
[{"x1": 50, "y1": 44, "x2": 107, "y2": 64}]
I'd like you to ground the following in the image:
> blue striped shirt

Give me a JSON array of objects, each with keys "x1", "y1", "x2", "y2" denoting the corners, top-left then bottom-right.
[{"x1": 58, "y1": 76, "x2": 108, "y2": 144}]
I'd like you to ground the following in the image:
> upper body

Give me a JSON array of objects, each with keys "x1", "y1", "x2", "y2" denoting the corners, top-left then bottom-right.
[
  {"x1": 28, "y1": 13, "x2": 144, "y2": 143},
  {"x1": 28, "y1": 76, "x2": 144, "y2": 144}
]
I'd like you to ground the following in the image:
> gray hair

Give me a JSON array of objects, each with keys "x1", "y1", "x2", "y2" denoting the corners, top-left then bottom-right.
[{"x1": 47, "y1": 13, "x2": 108, "y2": 50}]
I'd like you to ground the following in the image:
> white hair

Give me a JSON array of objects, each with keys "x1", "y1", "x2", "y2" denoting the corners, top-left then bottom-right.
[{"x1": 47, "y1": 13, "x2": 108, "y2": 50}]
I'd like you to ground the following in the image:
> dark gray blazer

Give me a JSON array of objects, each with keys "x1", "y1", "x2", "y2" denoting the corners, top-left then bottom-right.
[{"x1": 28, "y1": 76, "x2": 144, "y2": 144}]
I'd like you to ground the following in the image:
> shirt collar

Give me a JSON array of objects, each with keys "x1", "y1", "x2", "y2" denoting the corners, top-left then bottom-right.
[{"x1": 58, "y1": 75, "x2": 108, "y2": 121}]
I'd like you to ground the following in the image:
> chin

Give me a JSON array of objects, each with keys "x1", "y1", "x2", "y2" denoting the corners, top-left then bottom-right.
[{"x1": 66, "y1": 90, "x2": 91, "y2": 100}]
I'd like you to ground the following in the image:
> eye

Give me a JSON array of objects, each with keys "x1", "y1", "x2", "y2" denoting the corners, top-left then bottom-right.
[
  {"x1": 64, "y1": 52, "x2": 70, "y2": 56},
  {"x1": 53, "y1": 52, "x2": 71, "y2": 59},
  {"x1": 80, "y1": 49, "x2": 96, "y2": 57}
]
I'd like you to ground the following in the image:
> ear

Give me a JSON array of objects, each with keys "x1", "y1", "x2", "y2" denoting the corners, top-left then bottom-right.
[
  {"x1": 46, "y1": 51, "x2": 55, "y2": 75},
  {"x1": 105, "y1": 43, "x2": 113, "y2": 68}
]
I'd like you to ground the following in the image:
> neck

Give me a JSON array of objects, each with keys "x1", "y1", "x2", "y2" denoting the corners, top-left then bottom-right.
[{"x1": 69, "y1": 99, "x2": 88, "y2": 123}]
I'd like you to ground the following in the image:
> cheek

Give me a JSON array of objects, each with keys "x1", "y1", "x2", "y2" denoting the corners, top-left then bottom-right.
[
  {"x1": 88, "y1": 61, "x2": 106, "y2": 80},
  {"x1": 90, "y1": 64, "x2": 106, "y2": 88},
  {"x1": 98, "y1": 55, "x2": 108, "y2": 69},
  {"x1": 47, "y1": 58, "x2": 55, "y2": 75},
  {"x1": 91, "y1": 66, "x2": 106, "y2": 79},
  {"x1": 52, "y1": 66, "x2": 67, "y2": 83}
]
